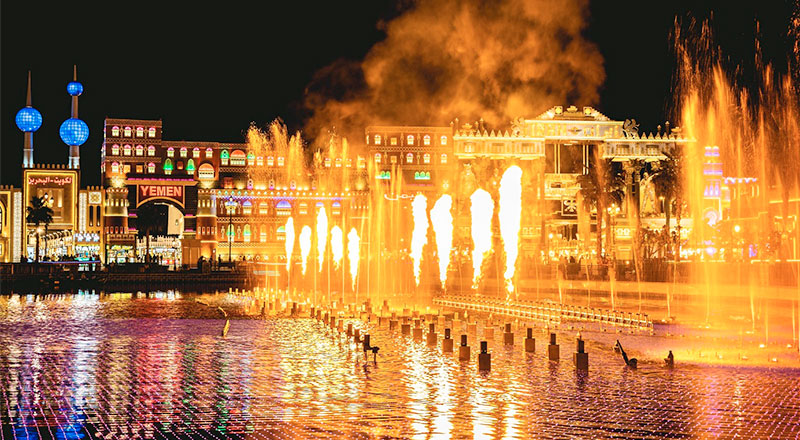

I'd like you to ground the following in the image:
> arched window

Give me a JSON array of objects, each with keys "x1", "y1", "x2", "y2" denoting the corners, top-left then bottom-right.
[
  {"x1": 247, "y1": 152, "x2": 255, "y2": 166},
  {"x1": 111, "y1": 162, "x2": 120, "y2": 174},
  {"x1": 423, "y1": 153, "x2": 431, "y2": 164},
  {"x1": 163, "y1": 158, "x2": 173, "y2": 175},
  {"x1": 180, "y1": 147, "x2": 188, "y2": 158},
  {"x1": 136, "y1": 127, "x2": 144, "y2": 137},
  {"x1": 374, "y1": 153, "x2": 382, "y2": 163},
  {"x1": 242, "y1": 201, "x2": 252, "y2": 215},
  {"x1": 135, "y1": 145, "x2": 144, "y2": 156},
  {"x1": 186, "y1": 159, "x2": 195, "y2": 174},
  {"x1": 198, "y1": 163, "x2": 215, "y2": 180},
  {"x1": 147, "y1": 145, "x2": 155, "y2": 156},
  {"x1": 277, "y1": 156, "x2": 285, "y2": 166},
  {"x1": 256, "y1": 156, "x2": 263, "y2": 166},
  {"x1": 111, "y1": 126, "x2": 120, "y2": 137},
  {"x1": 123, "y1": 144, "x2": 132, "y2": 156},
  {"x1": 440, "y1": 153, "x2": 448, "y2": 164},
  {"x1": 374, "y1": 135, "x2": 382, "y2": 145},
  {"x1": 407, "y1": 135, "x2": 414, "y2": 145},
  {"x1": 206, "y1": 148, "x2": 213, "y2": 158},
  {"x1": 440, "y1": 136, "x2": 448, "y2": 145},
  {"x1": 148, "y1": 127, "x2": 156, "y2": 138},
  {"x1": 230, "y1": 150, "x2": 246, "y2": 166},
  {"x1": 220, "y1": 150, "x2": 229, "y2": 165},
  {"x1": 267, "y1": 156, "x2": 274, "y2": 166},
  {"x1": 111, "y1": 144, "x2": 120, "y2": 155},
  {"x1": 276, "y1": 200, "x2": 292, "y2": 216},
  {"x1": 124, "y1": 126, "x2": 132, "y2": 137},
  {"x1": 406, "y1": 153, "x2": 414, "y2": 164},
  {"x1": 192, "y1": 147, "x2": 200, "y2": 158},
  {"x1": 423, "y1": 135, "x2": 431, "y2": 146},
  {"x1": 259, "y1": 202, "x2": 269, "y2": 215},
  {"x1": 167, "y1": 147, "x2": 175, "y2": 157}
]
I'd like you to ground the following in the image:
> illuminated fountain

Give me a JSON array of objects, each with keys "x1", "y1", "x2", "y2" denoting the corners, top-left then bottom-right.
[
  {"x1": 498, "y1": 166, "x2": 522, "y2": 300},
  {"x1": 410, "y1": 194, "x2": 429, "y2": 288},
  {"x1": 430, "y1": 194, "x2": 453, "y2": 291},
  {"x1": 347, "y1": 228, "x2": 360, "y2": 292},
  {"x1": 299, "y1": 226, "x2": 311, "y2": 276},
  {"x1": 470, "y1": 189, "x2": 494, "y2": 290}
]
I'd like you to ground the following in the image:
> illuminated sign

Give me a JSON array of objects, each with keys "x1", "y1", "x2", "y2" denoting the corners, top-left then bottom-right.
[
  {"x1": 27, "y1": 176, "x2": 72, "y2": 186},
  {"x1": 138, "y1": 185, "x2": 184, "y2": 207}
]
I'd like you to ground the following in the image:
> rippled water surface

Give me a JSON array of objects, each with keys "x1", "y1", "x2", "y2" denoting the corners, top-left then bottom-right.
[{"x1": 1, "y1": 292, "x2": 799, "y2": 439}]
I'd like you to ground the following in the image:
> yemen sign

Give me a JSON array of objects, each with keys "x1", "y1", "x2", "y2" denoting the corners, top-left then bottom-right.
[{"x1": 138, "y1": 185, "x2": 184, "y2": 207}]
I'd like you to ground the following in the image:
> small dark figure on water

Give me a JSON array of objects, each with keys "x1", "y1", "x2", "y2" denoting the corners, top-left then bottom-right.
[
  {"x1": 664, "y1": 350, "x2": 674, "y2": 368},
  {"x1": 615, "y1": 340, "x2": 637, "y2": 369}
]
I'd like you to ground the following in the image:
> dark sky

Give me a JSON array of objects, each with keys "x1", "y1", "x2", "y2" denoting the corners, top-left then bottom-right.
[{"x1": 1, "y1": 0, "x2": 796, "y2": 187}]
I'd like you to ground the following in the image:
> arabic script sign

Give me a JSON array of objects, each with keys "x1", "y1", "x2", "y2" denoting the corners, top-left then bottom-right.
[{"x1": 27, "y1": 176, "x2": 72, "y2": 186}]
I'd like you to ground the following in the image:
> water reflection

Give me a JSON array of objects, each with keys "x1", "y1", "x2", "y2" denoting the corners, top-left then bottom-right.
[{"x1": 0, "y1": 293, "x2": 798, "y2": 439}]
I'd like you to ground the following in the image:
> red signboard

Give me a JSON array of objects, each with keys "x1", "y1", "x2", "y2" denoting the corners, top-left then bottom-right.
[{"x1": 138, "y1": 185, "x2": 184, "y2": 206}]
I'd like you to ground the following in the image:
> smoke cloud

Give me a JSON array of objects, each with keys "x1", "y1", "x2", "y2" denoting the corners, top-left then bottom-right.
[{"x1": 304, "y1": 0, "x2": 605, "y2": 139}]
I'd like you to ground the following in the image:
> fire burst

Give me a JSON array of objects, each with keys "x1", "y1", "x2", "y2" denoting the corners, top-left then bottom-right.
[
  {"x1": 299, "y1": 226, "x2": 312, "y2": 276},
  {"x1": 347, "y1": 228, "x2": 360, "y2": 292},
  {"x1": 410, "y1": 194, "x2": 429, "y2": 287},
  {"x1": 284, "y1": 217, "x2": 295, "y2": 272},
  {"x1": 499, "y1": 166, "x2": 522, "y2": 295},
  {"x1": 430, "y1": 194, "x2": 453, "y2": 290},
  {"x1": 470, "y1": 189, "x2": 494, "y2": 289},
  {"x1": 330, "y1": 225, "x2": 343, "y2": 270},
  {"x1": 316, "y1": 207, "x2": 328, "y2": 272}
]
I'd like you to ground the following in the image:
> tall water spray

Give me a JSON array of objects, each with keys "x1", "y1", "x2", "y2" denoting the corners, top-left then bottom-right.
[
  {"x1": 499, "y1": 166, "x2": 523, "y2": 296},
  {"x1": 347, "y1": 228, "x2": 360, "y2": 291},
  {"x1": 316, "y1": 207, "x2": 328, "y2": 272},
  {"x1": 330, "y1": 225, "x2": 343, "y2": 270},
  {"x1": 430, "y1": 194, "x2": 453, "y2": 290},
  {"x1": 299, "y1": 226, "x2": 312, "y2": 276},
  {"x1": 410, "y1": 194, "x2": 429, "y2": 287},
  {"x1": 284, "y1": 217, "x2": 295, "y2": 272},
  {"x1": 470, "y1": 189, "x2": 494, "y2": 289}
]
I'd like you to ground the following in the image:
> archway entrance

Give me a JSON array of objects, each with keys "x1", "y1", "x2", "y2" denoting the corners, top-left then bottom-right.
[{"x1": 135, "y1": 200, "x2": 184, "y2": 269}]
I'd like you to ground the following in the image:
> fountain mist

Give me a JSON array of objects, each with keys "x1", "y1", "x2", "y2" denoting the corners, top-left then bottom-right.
[
  {"x1": 499, "y1": 166, "x2": 523, "y2": 297},
  {"x1": 410, "y1": 194, "x2": 429, "y2": 287},
  {"x1": 430, "y1": 194, "x2": 453, "y2": 290},
  {"x1": 470, "y1": 189, "x2": 494, "y2": 289}
]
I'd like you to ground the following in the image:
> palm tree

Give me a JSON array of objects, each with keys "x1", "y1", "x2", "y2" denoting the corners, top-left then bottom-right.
[
  {"x1": 136, "y1": 203, "x2": 165, "y2": 264},
  {"x1": 577, "y1": 159, "x2": 625, "y2": 261},
  {"x1": 26, "y1": 196, "x2": 54, "y2": 262}
]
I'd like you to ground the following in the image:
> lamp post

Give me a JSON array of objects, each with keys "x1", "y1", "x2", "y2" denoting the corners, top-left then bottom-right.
[{"x1": 225, "y1": 196, "x2": 237, "y2": 263}]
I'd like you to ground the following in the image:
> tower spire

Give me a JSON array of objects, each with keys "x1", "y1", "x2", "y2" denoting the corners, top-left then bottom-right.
[
  {"x1": 62, "y1": 65, "x2": 88, "y2": 169},
  {"x1": 17, "y1": 70, "x2": 42, "y2": 169},
  {"x1": 71, "y1": 65, "x2": 79, "y2": 118},
  {"x1": 26, "y1": 70, "x2": 32, "y2": 106}
]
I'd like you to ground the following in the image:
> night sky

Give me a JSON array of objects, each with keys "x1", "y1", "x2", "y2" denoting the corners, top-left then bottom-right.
[{"x1": 1, "y1": 0, "x2": 796, "y2": 187}]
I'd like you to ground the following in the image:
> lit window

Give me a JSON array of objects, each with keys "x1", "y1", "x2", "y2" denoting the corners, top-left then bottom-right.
[
  {"x1": 277, "y1": 156, "x2": 284, "y2": 166},
  {"x1": 440, "y1": 153, "x2": 448, "y2": 164},
  {"x1": 243, "y1": 224, "x2": 251, "y2": 242},
  {"x1": 374, "y1": 153, "x2": 381, "y2": 163},
  {"x1": 198, "y1": 163, "x2": 215, "y2": 180},
  {"x1": 345, "y1": 158, "x2": 352, "y2": 167},
  {"x1": 136, "y1": 127, "x2": 144, "y2": 137},
  {"x1": 256, "y1": 156, "x2": 263, "y2": 166},
  {"x1": 186, "y1": 159, "x2": 195, "y2": 174},
  {"x1": 180, "y1": 147, "x2": 188, "y2": 158},
  {"x1": 111, "y1": 126, "x2": 120, "y2": 137},
  {"x1": 124, "y1": 126, "x2": 132, "y2": 137},
  {"x1": 247, "y1": 152, "x2": 255, "y2": 166},
  {"x1": 111, "y1": 162, "x2": 120, "y2": 174},
  {"x1": 390, "y1": 137, "x2": 397, "y2": 146},
  {"x1": 148, "y1": 127, "x2": 156, "y2": 138},
  {"x1": 358, "y1": 156, "x2": 366, "y2": 169},
  {"x1": 374, "y1": 135, "x2": 381, "y2": 145},
  {"x1": 230, "y1": 150, "x2": 246, "y2": 166},
  {"x1": 147, "y1": 162, "x2": 155, "y2": 173},
  {"x1": 147, "y1": 145, "x2": 155, "y2": 156},
  {"x1": 243, "y1": 201, "x2": 252, "y2": 215},
  {"x1": 440, "y1": 136, "x2": 447, "y2": 145},
  {"x1": 325, "y1": 158, "x2": 331, "y2": 167},
  {"x1": 123, "y1": 144, "x2": 132, "y2": 156},
  {"x1": 124, "y1": 164, "x2": 131, "y2": 174},
  {"x1": 220, "y1": 150, "x2": 229, "y2": 165},
  {"x1": 406, "y1": 153, "x2": 414, "y2": 164},
  {"x1": 137, "y1": 164, "x2": 144, "y2": 173},
  {"x1": 206, "y1": 148, "x2": 213, "y2": 158},
  {"x1": 423, "y1": 153, "x2": 430, "y2": 164},
  {"x1": 335, "y1": 158, "x2": 342, "y2": 168},
  {"x1": 423, "y1": 135, "x2": 431, "y2": 146},
  {"x1": 267, "y1": 156, "x2": 274, "y2": 166},
  {"x1": 390, "y1": 155, "x2": 397, "y2": 164},
  {"x1": 259, "y1": 202, "x2": 269, "y2": 215},
  {"x1": 167, "y1": 147, "x2": 175, "y2": 157},
  {"x1": 164, "y1": 158, "x2": 173, "y2": 175},
  {"x1": 192, "y1": 147, "x2": 200, "y2": 158},
  {"x1": 135, "y1": 145, "x2": 144, "y2": 156},
  {"x1": 260, "y1": 227, "x2": 267, "y2": 242},
  {"x1": 111, "y1": 144, "x2": 120, "y2": 155},
  {"x1": 407, "y1": 135, "x2": 414, "y2": 145}
]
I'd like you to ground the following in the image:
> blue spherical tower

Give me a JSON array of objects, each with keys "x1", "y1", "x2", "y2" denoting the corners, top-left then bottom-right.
[
  {"x1": 60, "y1": 65, "x2": 88, "y2": 169},
  {"x1": 16, "y1": 71, "x2": 42, "y2": 168}
]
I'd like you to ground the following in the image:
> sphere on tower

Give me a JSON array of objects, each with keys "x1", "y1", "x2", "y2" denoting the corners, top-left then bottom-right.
[
  {"x1": 16, "y1": 107, "x2": 42, "y2": 132},
  {"x1": 67, "y1": 81, "x2": 83, "y2": 96},
  {"x1": 60, "y1": 118, "x2": 89, "y2": 146}
]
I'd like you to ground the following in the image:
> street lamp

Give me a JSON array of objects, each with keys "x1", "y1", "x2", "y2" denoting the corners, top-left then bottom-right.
[{"x1": 225, "y1": 196, "x2": 237, "y2": 263}]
